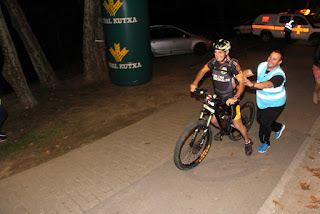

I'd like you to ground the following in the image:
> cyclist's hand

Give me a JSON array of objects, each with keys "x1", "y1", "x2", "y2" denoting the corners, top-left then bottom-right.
[
  {"x1": 190, "y1": 83, "x2": 197, "y2": 92},
  {"x1": 226, "y1": 97, "x2": 238, "y2": 106}
]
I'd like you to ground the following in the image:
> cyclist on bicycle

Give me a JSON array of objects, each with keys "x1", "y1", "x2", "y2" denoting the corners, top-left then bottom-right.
[{"x1": 190, "y1": 39, "x2": 253, "y2": 156}]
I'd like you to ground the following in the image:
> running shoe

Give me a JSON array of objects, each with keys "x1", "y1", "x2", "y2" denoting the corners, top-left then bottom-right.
[
  {"x1": 274, "y1": 124, "x2": 286, "y2": 139},
  {"x1": 257, "y1": 143, "x2": 270, "y2": 153}
]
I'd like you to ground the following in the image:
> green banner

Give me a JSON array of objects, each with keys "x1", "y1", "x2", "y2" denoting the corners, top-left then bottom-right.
[{"x1": 101, "y1": 0, "x2": 152, "y2": 86}]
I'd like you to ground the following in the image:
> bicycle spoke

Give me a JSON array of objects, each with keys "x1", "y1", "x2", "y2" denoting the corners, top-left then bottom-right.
[{"x1": 174, "y1": 122, "x2": 211, "y2": 168}]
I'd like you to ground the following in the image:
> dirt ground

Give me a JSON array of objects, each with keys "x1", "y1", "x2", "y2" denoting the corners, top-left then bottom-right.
[{"x1": 0, "y1": 53, "x2": 212, "y2": 180}]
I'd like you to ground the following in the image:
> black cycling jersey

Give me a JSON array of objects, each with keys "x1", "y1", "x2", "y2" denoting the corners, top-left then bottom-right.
[{"x1": 207, "y1": 56, "x2": 241, "y2": 100}]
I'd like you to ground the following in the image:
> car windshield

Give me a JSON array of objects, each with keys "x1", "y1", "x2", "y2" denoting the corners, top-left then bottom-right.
[
  {"x1": 305, "y1": 15, "x2": 320, "y2": 28},
  {"x1": 293, "y1": 15, "x2": 309, "y2": 25}
]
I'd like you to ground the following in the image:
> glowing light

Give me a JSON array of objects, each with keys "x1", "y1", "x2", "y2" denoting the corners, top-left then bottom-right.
[
  {"x1": 262, "y1": 16, "x2": 269, "y2": 22},
  {"x1": 299, "y1": 9, "x2": 311, "y2": 15}
]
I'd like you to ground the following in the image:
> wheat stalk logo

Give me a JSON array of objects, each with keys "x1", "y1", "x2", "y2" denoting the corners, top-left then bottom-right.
[
  {"x1": 109, "y1": 43, "x2": 129, "y2": 62},
  {"x1": 103, "y1": 0, "x2": 123, "y2": 16}
]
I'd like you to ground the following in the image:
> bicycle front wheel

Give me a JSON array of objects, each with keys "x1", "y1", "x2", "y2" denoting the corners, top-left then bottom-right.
[
  {"x1": 173, "y1": 120, "x2": 212, "y2": 170},
  {"x1": 228, "y1": 100, "x2": 255, "y2": 141}
]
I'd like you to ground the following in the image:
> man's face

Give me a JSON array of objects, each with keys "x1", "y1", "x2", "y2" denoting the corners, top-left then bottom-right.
[
  {"x1": 267, "y1": 52, "x2": 282, "y2": 70},
  {"x1": 214, "y1": 49, "x2": 228, "y2": 62}
]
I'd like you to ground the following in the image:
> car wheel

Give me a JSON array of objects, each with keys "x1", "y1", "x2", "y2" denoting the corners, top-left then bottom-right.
[
  {"x1": 193, "y1": 43, "x2": 206, "y2": 56},
  {"x1": 261, "y1": 31, "x2": 272, "y2": 42}
]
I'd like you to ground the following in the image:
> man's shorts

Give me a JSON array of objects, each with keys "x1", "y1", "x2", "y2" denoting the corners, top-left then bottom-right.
[
  {"x1": 231, "y1": 104, "x2": 241, "y2": 120},
  {"x1": 313, "y1": 65, "x2": 320, "y2": 81}
]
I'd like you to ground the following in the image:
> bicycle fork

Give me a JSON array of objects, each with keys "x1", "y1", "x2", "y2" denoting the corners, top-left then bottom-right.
[{"x1": 190, "y1": 113, "x2": 213, "y2": 148}]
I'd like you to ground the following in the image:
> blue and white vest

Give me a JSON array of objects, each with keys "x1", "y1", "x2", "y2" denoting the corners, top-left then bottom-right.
[{"x1": 256, "y1": 62, "x2": 286, "y2": 109}]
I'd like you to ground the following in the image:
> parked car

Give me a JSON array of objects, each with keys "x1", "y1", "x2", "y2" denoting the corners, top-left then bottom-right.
[
  {"x1": 252, "y1": 13, "x2": 320, "y2": 43},
  {"x1": 233, "y1": 19, "x2": 254, "y2": 35},
  {"x1": 149, "y1": 25, "x2": 212, "y2": 57}
]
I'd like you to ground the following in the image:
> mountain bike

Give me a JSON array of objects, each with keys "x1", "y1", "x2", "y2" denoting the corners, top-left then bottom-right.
[{"x1": 173, "y1": 89, "x2": 255, "y2": 170}]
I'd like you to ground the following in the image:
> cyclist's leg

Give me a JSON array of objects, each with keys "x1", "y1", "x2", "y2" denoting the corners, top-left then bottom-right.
[
  {"x1": 232, "y1": 104, "x2": 253, "y2": 156},
  {"x1": 231, "y1": 104, "x2": 250, "y2": 142},
  {"x1": 211, "y1": 114, "x2": 224, "y2": 141},
  {"x1": 210, "y1": 115, "x2": 220, "y2": 128}
]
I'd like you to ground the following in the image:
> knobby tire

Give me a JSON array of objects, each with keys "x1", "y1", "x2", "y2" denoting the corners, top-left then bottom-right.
[{"x1": 173, "y1": 120, "x2": 212, "y2": 170}]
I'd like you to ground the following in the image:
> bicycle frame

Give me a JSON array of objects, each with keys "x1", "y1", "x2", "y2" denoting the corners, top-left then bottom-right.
[
  {"x1": 174, "y1": 89, "x2": 255, "y2": 170},
  {"x1": 197, "y1": 92, "x2": 234, "y2": 136}
]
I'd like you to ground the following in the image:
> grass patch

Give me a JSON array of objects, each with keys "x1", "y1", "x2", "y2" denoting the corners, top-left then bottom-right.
[{"x1": 0, "y1": 129, "x2": 61, "y2": 161}]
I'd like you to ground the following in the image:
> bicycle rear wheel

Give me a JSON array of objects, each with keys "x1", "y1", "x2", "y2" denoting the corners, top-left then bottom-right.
[
  {"x1": 228, "y1": 100, "x2": 255, "y2": 141},
  {"x1": 173, "y1": 120, "x2": 212, "y2": 170}
]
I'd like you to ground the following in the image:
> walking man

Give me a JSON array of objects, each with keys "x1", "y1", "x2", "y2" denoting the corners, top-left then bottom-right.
[
  {"x1": 243, "y1": 50, "x2": 286, "y2": 153},
  {"x1": 284, "y1": 19, "x2": 294, "y2": 43}
]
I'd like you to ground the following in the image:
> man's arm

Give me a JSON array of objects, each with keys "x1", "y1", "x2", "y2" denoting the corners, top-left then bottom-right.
[
  {"x1": 234, "y1": 73, "x2": 245, "y2": 98},
  {"x1": 248, "y1": 80, "x2": 274, "y2": 89},
  {"x1": 242, "y1": 69, "x2": 254, "y2": 77},
  {"x1": 226, "y1": 72, "x2": 245, "y2": 106},
  {"x1": 246, "y1": 76, "x2": 285, "y2": 89},
  {"x1": 190, "y1": 64, "x2": 210, "y2": 92},
  {"x1": 243, "y1": 68, "x2": 275, "y2": 89}
]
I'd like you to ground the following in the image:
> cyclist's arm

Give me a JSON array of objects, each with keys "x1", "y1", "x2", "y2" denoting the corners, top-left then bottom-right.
[
  {"x1": 226, "y1": 73, "x2": 245, "y2": 106},
  {"x1": 226, "y1": 61, "x2": 244, "y2": 105},
  {"x1": 234, "y1": 73, "x2": 245, "y2": 98},
  {"x1": 190, "y1": 64, "x2": 210, "y2": 92}
]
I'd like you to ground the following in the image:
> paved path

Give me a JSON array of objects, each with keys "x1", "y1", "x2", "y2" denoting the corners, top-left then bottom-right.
[
  {"x1": 1, "y1": 41, "x2": 320, "y2": 213},
  {"x1": 0, "y1": 91, "x2": 319, "y2": 213},
  {"x1": 0, "y1": 94, "x2": 202, "y2": 213}
]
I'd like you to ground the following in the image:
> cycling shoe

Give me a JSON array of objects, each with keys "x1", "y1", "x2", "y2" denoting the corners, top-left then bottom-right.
[
  {"x1": 245, "y1": 139, "x2": 253, "y2": 156},
  {"x1": 214, "y1": 132, "x2": 222, "y2": 141}
]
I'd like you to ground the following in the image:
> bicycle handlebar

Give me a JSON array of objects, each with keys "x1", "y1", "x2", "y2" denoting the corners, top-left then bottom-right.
[
  {"x1": 192, "y1": 88, "x2": 229, "y2": 108},
  {"x1": 192, "y1": 88, "x2": 218, "y2": 100}
]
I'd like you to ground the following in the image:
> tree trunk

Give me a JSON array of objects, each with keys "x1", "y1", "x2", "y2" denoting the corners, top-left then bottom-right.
[
  {"x1": 83, "y1": 0, "x2": 109, "y2": 83},
  {"x1": 2, "y1": 0, "x2": 61, "y2": 89},
  {"x1": 0, "y1": 5, "x2": 37, "y2": 108}
]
